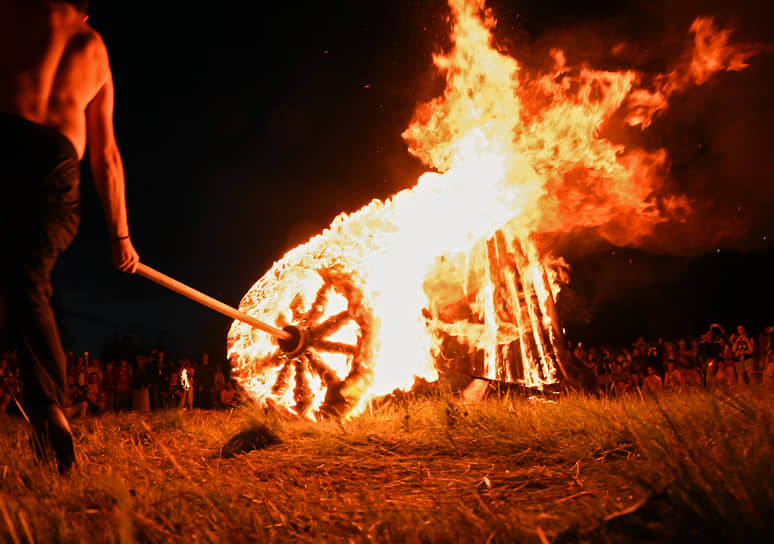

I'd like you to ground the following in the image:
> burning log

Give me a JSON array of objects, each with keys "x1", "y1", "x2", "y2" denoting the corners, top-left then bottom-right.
[
  {"x1": 484, "y1": 234, "x2": 526, "y2": 382},
  {"x1": 427, "y1": 229, "x2": 565, "y2": 390},
  {"x1": 501, "y1": 233, "x2": 567, "y2": 383}
]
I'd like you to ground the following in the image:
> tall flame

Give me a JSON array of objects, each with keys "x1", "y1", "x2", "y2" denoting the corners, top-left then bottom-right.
[{"x1": 227, "y1": 0, "x2": 758, "y2": 418}]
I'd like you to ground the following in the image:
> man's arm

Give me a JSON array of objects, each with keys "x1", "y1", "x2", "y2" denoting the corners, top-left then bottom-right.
[{"x1": 85, "y1": 55, "x2": 139, "y2": 273}]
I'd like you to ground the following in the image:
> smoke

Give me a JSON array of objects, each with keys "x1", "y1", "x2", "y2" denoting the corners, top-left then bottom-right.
[
  {"x1": 493, "y1": 0, "x2": 773, "y2": 257},
  {"x1": 485, "y1": 0, "x2": 774, "y2": 335},
  {"x1": 642, "y1": 57, "x2": 774, "y2": 255}
]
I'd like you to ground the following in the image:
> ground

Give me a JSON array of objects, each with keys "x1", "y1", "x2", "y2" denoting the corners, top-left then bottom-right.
[{"x1": 0, "y1": 388, "x2": 772, "y2": 543}]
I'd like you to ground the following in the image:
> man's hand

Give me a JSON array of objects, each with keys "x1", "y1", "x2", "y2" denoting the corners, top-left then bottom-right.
[{"x1": 112, "y1": 238, "x2": 139, "y2": 273}]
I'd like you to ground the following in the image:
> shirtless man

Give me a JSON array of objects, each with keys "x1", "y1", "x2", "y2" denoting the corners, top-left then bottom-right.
[{"x1": 0, "y1": 0, "x2": 139, "y2": 473}]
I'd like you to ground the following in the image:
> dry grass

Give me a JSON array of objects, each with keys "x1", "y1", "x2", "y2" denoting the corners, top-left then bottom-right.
[{"x1": 0, "y1": 387, "x2": 772, "y2": 543}]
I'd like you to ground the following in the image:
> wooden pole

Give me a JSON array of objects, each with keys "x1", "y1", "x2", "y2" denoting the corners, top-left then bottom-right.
[{"x1": 135, "y1": 263, "x2": 291, "y2": 340}]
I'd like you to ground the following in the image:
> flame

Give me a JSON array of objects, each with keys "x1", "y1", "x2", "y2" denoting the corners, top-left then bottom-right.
[
  {"x1": 625, "y1": 16, "x2": 759, "y2": 129},
  {"x1": 227, "y1": 0, "x2": 757, "y2": 418},
  {"x1": 180, "y1": 368, "x2": 191, "y2": 391}
]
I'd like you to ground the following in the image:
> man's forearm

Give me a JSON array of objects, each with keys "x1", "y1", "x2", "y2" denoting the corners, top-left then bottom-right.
[{"x1": 92, "y1": 146, "x2": 130, "y2": 239}]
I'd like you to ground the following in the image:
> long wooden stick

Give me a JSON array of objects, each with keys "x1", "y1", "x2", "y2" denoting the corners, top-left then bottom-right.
[
  {"x1": 0, "y1": 373, "x2": 30, "y2": 424},
  {"x1": 135, "y1": 263, "x2": 291, "y2": 340}
]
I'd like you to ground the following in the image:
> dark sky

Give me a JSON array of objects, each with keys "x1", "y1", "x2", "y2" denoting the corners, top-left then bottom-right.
[{"x1": 54, "y1": 0, "x2": 773, "y2": 361}]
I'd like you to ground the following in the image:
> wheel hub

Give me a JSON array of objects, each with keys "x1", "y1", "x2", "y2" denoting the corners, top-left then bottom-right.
[{"x1": 277, "y1": 325, "x2": 310, "y2": 357}]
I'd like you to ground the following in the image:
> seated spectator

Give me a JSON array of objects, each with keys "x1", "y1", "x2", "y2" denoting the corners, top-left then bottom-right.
[
  {"x1": 102, "y1": 361, "x2": 117, "y2": 413},
  {"x1": 146, "y1": 349, "x2": 167, "y2": 412},
  {"x1": 194, "y1": 352, "x2": 214, "y2": 409},
  {"x1": 115, "y1": 359, "x2": 133, "y2": 412},
  {"x1": 662, "y1": 342, "x2": 677, "y2": 368},
  {"x1": 85, "y1": 372, "x2": 105, "y2": 416},
  {"x1": 131, "y1": 355, "x2": 151, "y2": 413},
  {"x1": 165, "y1": 370, "x2": 186, "y2": 409},
  {"x1": 585, "y1": 348, "x2": 600, "y2": 376},
  {"x1": 718, "y1": 337, "x2": 734, "y2": 369},
  {"x1": 219, "y1": 379, "x2": 239, "y2": 408},
  {"x1": 65, "y1": 351, "x2": 75, "y2": 380},
  {"x1": 682, "y1": 365, "x2": 702, "y2": 389},
  {"x1": 720, "y1": 362, "x2": 738, "y2": 387},
  {"x1": 631, "y1": 340, "x2": 648, "y2": 377},
  {"x1": 213, "y1": 364, "x2": 226, "y2": 404},
  {"x1": 663, "y1": 360, "x2": 684, "y2": 391},
  {"x1": 642, "y1": 365, "x2": 663, "y2": 394},
  {"x1": 74, "y1": 354, "x2": 88, "y2": 388},
  {"x1": 613, "y1": 374, "x2": 636, "y2": 396},
  {"x1": 676, "y1": 338, "x2": 689, "y2": 361},
  {"x1": 620, "y1": 349, "x2": 634, "y2": 371},
  {"x1": 64, "y1": 374, "x2": 88, "y2": 418},
  {"x1": 646, "y1": 344, "x2": 662, "y2": 374},
  {"x1": 687, "y1": 338, "x2": 700, "y2": 368},
  {"x1": 599, "y1": 347, "x2": 613, "y2": 375},
  {"x1": 609, "y1": 358, "x2": 634, "y2": 395},
  {"x1": 86, "y1": 356, "x2": 103, "y2": 385}
]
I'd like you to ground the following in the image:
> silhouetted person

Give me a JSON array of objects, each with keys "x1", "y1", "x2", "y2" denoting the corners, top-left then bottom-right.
[
  {"x1": 0, "y1": 0, "x2": 139, "y2": 473},
  {"x1": 195, "y1": 353, "x2": 214, "y2": 409},
  {"x1": 147, "y1": 349, "x2": 167, "y2": 411}
]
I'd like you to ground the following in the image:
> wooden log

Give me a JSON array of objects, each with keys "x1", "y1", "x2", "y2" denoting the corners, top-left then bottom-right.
[{"x1": 502, "y1": 233, "x2": 544, "y2": 380}]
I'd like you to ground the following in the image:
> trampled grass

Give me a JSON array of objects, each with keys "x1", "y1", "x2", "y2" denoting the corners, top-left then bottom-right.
[{"x1": 0, "y1": 387, "x2": 772, "y2": 543}]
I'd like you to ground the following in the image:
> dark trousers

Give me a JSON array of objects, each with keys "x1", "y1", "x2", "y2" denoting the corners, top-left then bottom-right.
[{"x1": 0, "y1": 115, "x2": 80, "y2": 417}]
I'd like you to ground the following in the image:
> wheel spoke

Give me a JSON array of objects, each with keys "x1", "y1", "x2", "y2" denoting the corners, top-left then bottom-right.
[
  {"x1": 293, "y1": 357, "x2": 312, "y2": 414},
  {"x1": 301, "y1": 281, "x2": 331, "y2": 323},
  {"x1": 289, "y1": 294, "x2": 305, "y2": 321},
  {"x1": 314, "y1": 340, "x2": 357, "y2": 356},
  {"x1": 271, "y1": 360, "x2": 293, "y2": 395},
  {"x1": 275, "y1": 313, "x2": 290, "y2": 329},
  {"x1": 305, "y1": 350, "x2": 341, "y2": 387},
  {"x1": 310, "y1": 310, "x2": 351, "y2": 339},
  {"x1": 261, "y1": 350, "x2": 285, "y2": 370}
]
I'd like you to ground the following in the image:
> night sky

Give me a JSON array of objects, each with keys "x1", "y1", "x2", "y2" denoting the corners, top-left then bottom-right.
[{"x1": 53, "y1": 0, "x2": 773, "y2": 363}]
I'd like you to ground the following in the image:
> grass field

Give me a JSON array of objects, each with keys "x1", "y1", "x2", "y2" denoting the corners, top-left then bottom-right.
[{"x1": 1, "y1": 386, "x2": 772, "y2": 543}]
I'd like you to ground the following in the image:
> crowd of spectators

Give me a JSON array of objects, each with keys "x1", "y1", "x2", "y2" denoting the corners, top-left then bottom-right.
[
  {"x1": 4, "y1": 321, "x2": 774, "y2": 419},
  {"x1": 1, "y1": 348, "x2": 243, "y2": 419},
  {"x1": 568, "y1": 322, "x2": 774, "y2": 395}
]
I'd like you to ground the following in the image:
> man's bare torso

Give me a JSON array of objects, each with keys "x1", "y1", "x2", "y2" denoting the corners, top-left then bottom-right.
[{"x1": 0, "y1": 0, "x2": 109, "y2": 159}]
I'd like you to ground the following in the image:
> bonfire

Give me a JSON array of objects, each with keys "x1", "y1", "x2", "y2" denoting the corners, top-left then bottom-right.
[{"x1": 226, "y1": 0, "x2": 758, "y2": 419}]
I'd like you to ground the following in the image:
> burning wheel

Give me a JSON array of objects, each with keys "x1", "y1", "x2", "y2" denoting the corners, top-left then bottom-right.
[{"x1": 228, "y1": 263, "x2": 376, "y2": 419}]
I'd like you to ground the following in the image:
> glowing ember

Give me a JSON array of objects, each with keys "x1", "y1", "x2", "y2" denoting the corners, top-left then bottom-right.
[{"x1": 227, "y1": 0, "x2": 758, "y2": 418}]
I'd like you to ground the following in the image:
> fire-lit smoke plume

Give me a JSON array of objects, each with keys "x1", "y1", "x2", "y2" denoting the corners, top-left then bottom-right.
[
  {"x1": 625, "y1": 16, "x2": 759, "y2": 129},
  {"x1": 227, "y1": 0, "x2": 758, "y2": 418}
]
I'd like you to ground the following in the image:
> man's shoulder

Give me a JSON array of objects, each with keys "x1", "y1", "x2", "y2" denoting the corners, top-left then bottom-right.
[
  {"x1": 71, "y1": 23, "x2": 107, "y2": 59},
  {"x1": 63, "y1": 24, "x2": 111, "y2": 95}
]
